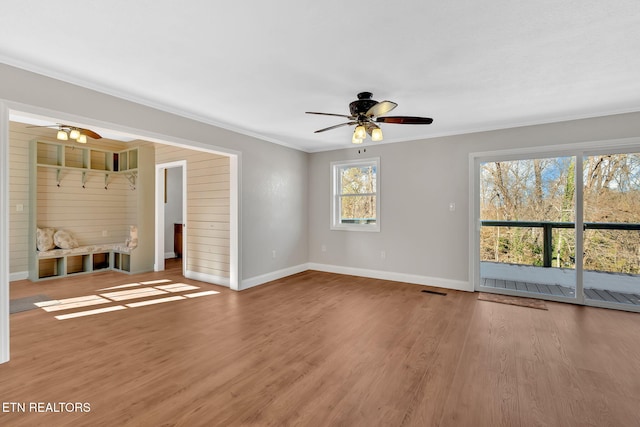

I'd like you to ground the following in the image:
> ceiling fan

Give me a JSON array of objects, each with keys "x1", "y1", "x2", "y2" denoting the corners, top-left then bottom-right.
[
  {"x1": 27, "y1": 123, "x2": 102, "y2": 143},
  {"x1": 306, "y1": 92, "x2": 433, "y2": 144}
]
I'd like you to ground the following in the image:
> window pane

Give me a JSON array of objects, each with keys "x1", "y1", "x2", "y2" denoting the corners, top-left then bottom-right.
[
  {"x1": 340, "y1": 165, "x2": 376, "y2": 195},
  {"x1": 340, "y1": 195, "x2": 376, "y2": 224}
]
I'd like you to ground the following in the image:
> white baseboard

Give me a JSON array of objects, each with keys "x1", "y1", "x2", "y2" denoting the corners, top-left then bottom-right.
[
  {"x1": 185, "y1": 270, "x2": 230, "y2": 287},
  {"x1": 164, "y1": 252, "x2": 176, "y2": 259},
  {"x1": 241, "y1": 264, "x2": 309, "y2": 290},
  {"x1": 307, "y1": 263, "x2": 472, "y2": 292},
  {"x1": 9, "y1": 271, "x2": 28, "y2": 282}
]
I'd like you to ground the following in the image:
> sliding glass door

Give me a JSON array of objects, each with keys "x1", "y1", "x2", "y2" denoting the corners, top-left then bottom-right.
[
  {"x1": 478, "y1": 155, "x2": 577, "y2": 302},
  {"x1": 474, "y1": 146, "x2": 640, "y2": 312},
  {"x1": 582, "y1": 151, "x2": 640, "y2": 308}
]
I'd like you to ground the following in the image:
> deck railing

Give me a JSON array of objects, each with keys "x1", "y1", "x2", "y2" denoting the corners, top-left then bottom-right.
[{"x1": 481, "y1": 220, "x2": 640, "y2": 267}]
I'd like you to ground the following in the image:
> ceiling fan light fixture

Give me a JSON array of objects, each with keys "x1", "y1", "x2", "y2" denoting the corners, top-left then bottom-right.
[
  {"x1": 371, "y1": 127, "x2": 383, "y2": 142},
  {"x1": 77, "y1": 134, "x2": 87, "y2": 144},
  {"x1": 354, "y1": 125, "x2": 366, "y2": 140},
  {"x1": 352, "y1": 133, "x2": 363, "y2": 144},
  {"x1": 69, "y1": 128, "x2": 81, "y2": 140},
  {"x1": 57, "y1": 129, "x2": 68, "y2": 141}
]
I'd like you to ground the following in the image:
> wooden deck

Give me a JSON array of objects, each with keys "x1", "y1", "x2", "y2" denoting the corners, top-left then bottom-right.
[{"x1": 482, "y1": 277, "x2": 640, "y2": 306}]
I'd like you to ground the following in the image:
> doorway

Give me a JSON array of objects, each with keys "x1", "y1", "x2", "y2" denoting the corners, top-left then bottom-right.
[
  {"x1": 156, "y1": 162, "x2": 187, "y2": 276},
  {"x1": 471, "y1": 141, "x2": 640, "y2": 312}
]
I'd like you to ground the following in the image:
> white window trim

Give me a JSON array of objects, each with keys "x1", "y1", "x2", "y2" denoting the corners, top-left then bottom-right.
[{"x1": 330, "y1": 157, "x2": 380, "y2": 232}]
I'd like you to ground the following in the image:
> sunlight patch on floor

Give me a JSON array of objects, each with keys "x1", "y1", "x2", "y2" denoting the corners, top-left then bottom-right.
[
  {"x1": 97, "y1": 283, "x2": 143, "y2": 291},
  {"x1": 126, "y1": 296, "x2": 186, "y2": 307},
  {"x1": 139, "y1": 279, "x2": 173, "y2": 285},
  {"x1": 155, "y1": 283, "x2": 200, "y2": 292},
  {"x1": 34, "y1": 277, "x2": 221, "y2": 320},
  {"x1": 54, "y1": 305, "x2": 127, "y2": 320},
  {"x1": 38, "y1": 295, "x2": 111, "y2": 312},
  {"x1": 100, "y1": 287, "x2": 169, "y2": 301},
  {"x1": 185, "y1": 291, "x2": 220, "y2": 298}
]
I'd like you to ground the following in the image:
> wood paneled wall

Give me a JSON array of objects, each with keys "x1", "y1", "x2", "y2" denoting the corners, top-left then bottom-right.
[
  {"x1": 155, "y1": 144, "x2": 230, "y2": 280},
  {"x1": 9, "y1": 122, "x2": 136, "y2": 276}
]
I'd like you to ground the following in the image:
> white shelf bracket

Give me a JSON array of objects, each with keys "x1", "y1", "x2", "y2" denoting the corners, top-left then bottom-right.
[{"x1": 126, "y1": 171, "x2": 137, "y2": 190}]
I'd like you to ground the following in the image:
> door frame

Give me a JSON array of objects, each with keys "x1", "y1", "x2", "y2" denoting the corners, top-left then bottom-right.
[
  {"x1": 155, "y1": 161, "x2": 187, "y2": 277},
  {"x1": 0, "y1": 99, "x2": 242, "y2": 364},
  {"x1": 469, "y1": 137, "x2": 640, "y2": 311}
]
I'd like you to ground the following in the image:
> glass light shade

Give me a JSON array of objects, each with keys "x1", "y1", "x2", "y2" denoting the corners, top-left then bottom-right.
[
  {"x1": 354, "y1": 125, "x2": 367, "y2": 140},
  {"x1": 77, "y1": 134, "x2": 88, "y2": 144},
  {"x1": 371, "y1": 127, "x2": 383, "y2": 141},
  {"x1": 352, "y1": 137, "x2": 363, "y2": 144},
  {"x1": 57, "y1": 130, "x2": 68, "y2": 140},
  {"x1": 69, "y1": 128, "x2": 81, "y2": 140}
]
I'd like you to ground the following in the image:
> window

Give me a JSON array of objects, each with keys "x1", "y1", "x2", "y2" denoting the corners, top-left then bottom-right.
[{"x1": 331, "y1": 158, "x2": 380, "y2": 231}]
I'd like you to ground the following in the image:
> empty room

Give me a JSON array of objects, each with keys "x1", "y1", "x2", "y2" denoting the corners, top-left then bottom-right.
[{"x1": 1, "y1": 2, "x2": 640, "y2": 426}]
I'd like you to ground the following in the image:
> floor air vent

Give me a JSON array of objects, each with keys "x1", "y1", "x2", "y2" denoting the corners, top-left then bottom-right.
[{"x1": 421, "y1": 289, "x2": 447, "y2": 296}]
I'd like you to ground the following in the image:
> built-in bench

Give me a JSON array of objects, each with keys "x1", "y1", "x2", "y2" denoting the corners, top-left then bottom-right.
[{"x1": 35, "y1": 226, "x2": 138, "y2": 280}]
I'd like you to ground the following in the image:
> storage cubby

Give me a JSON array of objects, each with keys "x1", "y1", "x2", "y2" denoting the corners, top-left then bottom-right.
[
  {"x1": 36, "y1": 142, "x2": 62, "y2": 166},
  {"x1": 113, "y1": 253, "x2": 131, "y2": 272},
  {"x1": 90, "y1": 150, "x2": 109, "y2": 171},
  {"x1": 67, "y1": 255, "x2": 90, "y2": 274},
  {"x1": 118, "y1": 151, "x2": 128, "y2": 171},
  {"x1": 93, "y1": 253, "x2": 110, "y2": 271},
  {"x1": 64, "y1": 146, "x2": 88, "y2": 169},
  {"x1": 38, "y1": 257, "x2": 64, "y2": 279}
]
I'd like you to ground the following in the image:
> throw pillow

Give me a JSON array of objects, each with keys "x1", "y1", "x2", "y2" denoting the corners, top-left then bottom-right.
[
  {"x1": 54, "y1": 230, "x2": 79, "y2": 249},
  {"x1": 36, "y1": 227, "x2": 56, "y2": 251}
]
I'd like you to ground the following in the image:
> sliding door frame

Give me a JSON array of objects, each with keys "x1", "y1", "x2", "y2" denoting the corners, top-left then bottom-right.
[{"x1": 470, "y1": 137, "x2": 640, "y2": 311}]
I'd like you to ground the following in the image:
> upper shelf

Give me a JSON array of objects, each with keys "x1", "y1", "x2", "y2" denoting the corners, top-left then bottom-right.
[{"x1": 35, "y1": 140, "x2": 138, "y2": 173}]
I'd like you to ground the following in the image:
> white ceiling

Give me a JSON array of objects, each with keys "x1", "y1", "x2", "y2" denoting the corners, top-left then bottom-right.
[{"x1": 1, "y1": 1, "x2": 639, "y2": 152}]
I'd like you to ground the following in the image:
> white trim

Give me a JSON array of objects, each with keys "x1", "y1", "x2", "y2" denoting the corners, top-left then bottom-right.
[
  {"x1": 308, "y1": 263, "x2": 472, "y2": 292},
  {"x1": 240, "y1": 264, "x2": 310, "y2": 290},
  {"x1": 164, "y1": 252, "x2": 176, "y2": 259},
  {"x1": 330, "y1": 157, "x2": 381, "y2": 232},
  {"x1": 0, "y1": 56, "x2": 303, "y2": 152},
  {"x1": 0, "y1": 101, "x2": 9, "y2": 363},
  {"x1": 185, "y1": 270, "x2": 230, "y2": 288},
  {"x1": 9, "y1": 271, "x2": 28, "y2": 282}
]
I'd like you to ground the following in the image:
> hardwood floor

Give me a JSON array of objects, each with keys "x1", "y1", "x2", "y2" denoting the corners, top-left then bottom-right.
[{"x1": 1, "y1": 265, "x2": 640, "y2": 426}]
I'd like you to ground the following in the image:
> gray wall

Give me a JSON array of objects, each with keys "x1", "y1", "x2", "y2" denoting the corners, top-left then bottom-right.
[
  {"x1": 308, "y1": 112, "x2": 640, "y2": 288},
  {"x1": 0, "y1": 63, "x2": 309, "y2": 284}
]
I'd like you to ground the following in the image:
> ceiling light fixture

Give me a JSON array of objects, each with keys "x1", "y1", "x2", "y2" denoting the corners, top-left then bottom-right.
[
  {"x1": 69, "y1": 128, "x2": 81, "y2": 140},
  {"x1": 371, "y1": 127, "x2": 383, "y2": 142},
  {"x1": 354, "y1": 125, "x2": 367, "y2": 140},
  {"x1": 350, "y1": 123, "x2": 384, "y2": 144},
  {"x1": 56, "y1": 126, "x2": 88, "y2": 143}
]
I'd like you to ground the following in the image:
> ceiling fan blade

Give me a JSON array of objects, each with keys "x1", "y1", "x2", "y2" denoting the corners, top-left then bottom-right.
[
  {"x1": 314, "y1": 122, "x2": 357, "y2": 133},
  {"x1": 366, "y1": 101, "x2": 398, "y2": 117},
  {"x1": 25, "y1": 123, "x2": 102, "y2": 139},
  {"x1": 376, "y1": 116, "x2": 433, "y2": 125},
  {"x1": 306, "y1": 111, "x2": 355, "y2": 119},
  {"x1": 80, "y1": 128, "x2": 102, "y2": 139}
]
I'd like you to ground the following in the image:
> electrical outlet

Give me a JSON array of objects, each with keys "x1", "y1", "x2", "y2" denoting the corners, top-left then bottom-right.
[
  {"x1": 102, "y1": 230, "x2": 108, "y2": 237},
  {"x1": 381, "y1": 250, "x2": 386, "y2": 260},
  {"x1": 16, "y1": 204, "x2": 23, "y2": 212},
  {"x1": 321, "y1": 245, "x2": 327, "y2": 252},
  {"x1": 449, "y1": 202, "x2": 456, "y2": 212},
  {"x1": 272, "y1": 250, "x2": 276, "y2": 259}
]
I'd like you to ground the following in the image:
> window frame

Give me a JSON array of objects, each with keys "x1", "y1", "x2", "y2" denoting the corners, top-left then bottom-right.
[{"x1": 330, "y1": 157, "x2": 380, "y2": 232}]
